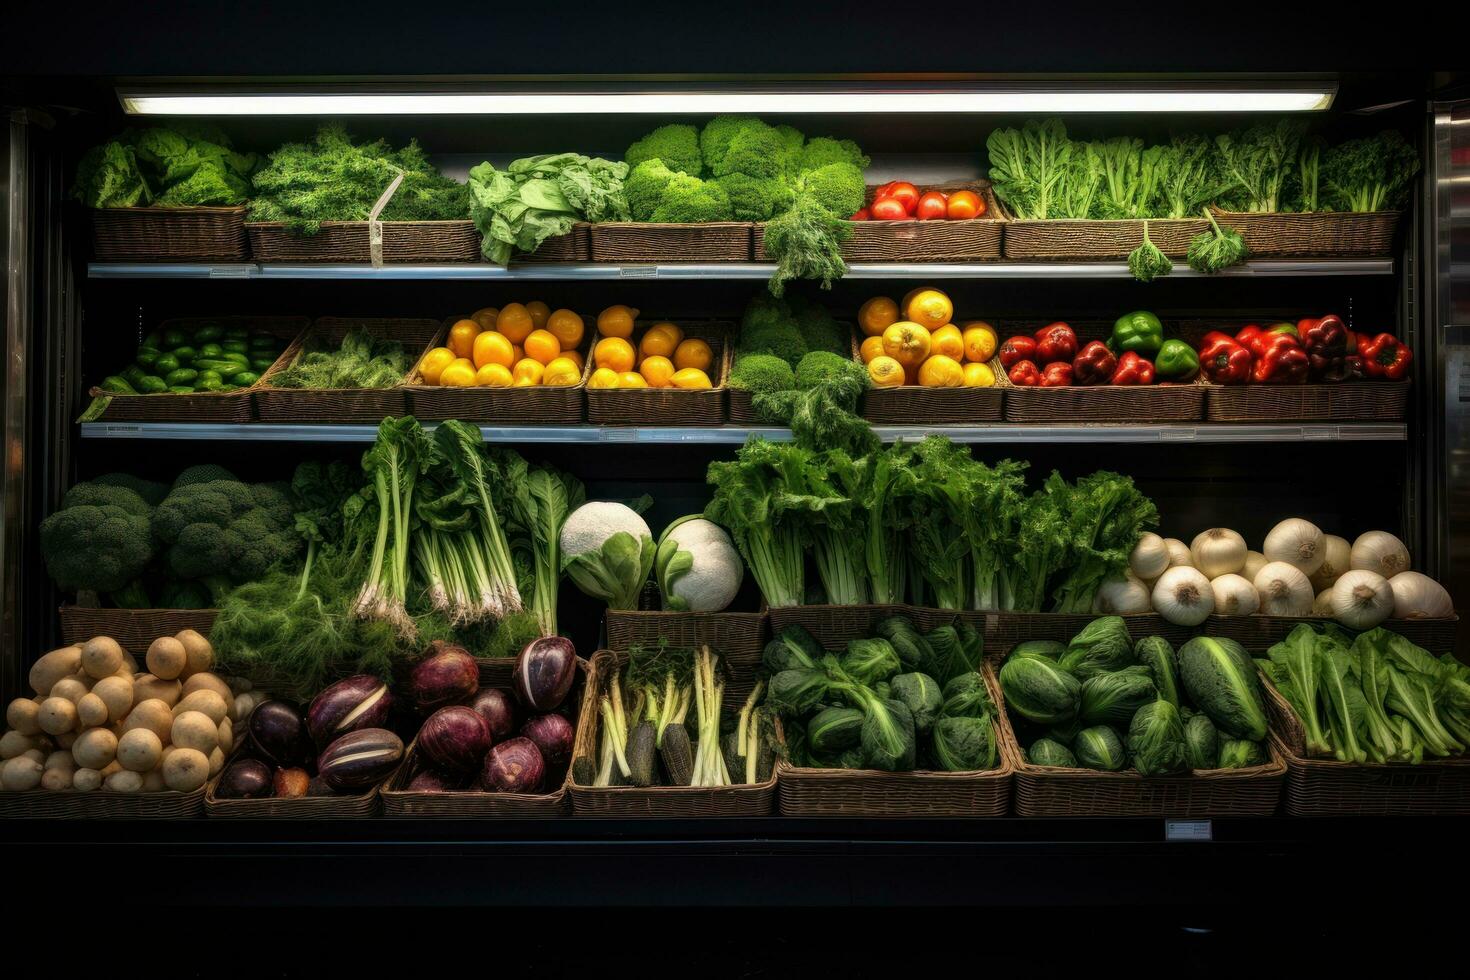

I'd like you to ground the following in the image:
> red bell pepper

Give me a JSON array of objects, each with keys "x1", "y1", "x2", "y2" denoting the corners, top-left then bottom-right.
[
  {"x1": 1238, "y1": 323, "x2": 1298, "y2": 359},
  {"x1": 1199, "y1": 335, "x2": 1252, "y2": 385},
  {"x1": 1033, "y1": 322, "x2": 1078, "y2": 364},
  {"x1": 999, "y1": 336, "x2": 1038, "y2": 369},
  {"x1": 1301, "y1": 314, "x2": 1354, "y2": 381},
  {"x1": 1007, "y1": 359, "x2": 1042, "y2": 386},
  {"x1": 1072, "y1": 341, "x2": 1117, "y2": 385},
  {"x1": 1040, "y1": 362, "x2": 1073, "y2": 387},
  {"x1": 1110, "y1": 351, "x2": 1154, "y2": 386},
  {"x1": 1235, "y1": 324, "x2": 1262, "y2": 350},
  {"x1": 1251, "y1": 334, "x2": 1309, "y2": 384},
  {"x1": 1357, "y1": 333, "x2": 1413, "y2": 380}
]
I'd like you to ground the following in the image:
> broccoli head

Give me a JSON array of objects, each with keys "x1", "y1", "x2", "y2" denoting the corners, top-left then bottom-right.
[
  {"x1": 60, "y1": 480, "x2": 153, "y2": 517},
  {"x1": 798, "y1": 137, "x2": 870, "y2": 173},
  {"x1": 40, "y1": 497, "x2": 155, "y2": 607},
  {"x1": 773, "y1": 125, "x2": 805, "y2": 173},
  {"x1": 625, "y1": 159, "x2": 679, "y2": 222},
  {"x1": 788, "y1": 296, "x2": 849, "y2": 355},
  {"x1": 802, "y1": 162, "x2": 867, "y2": 219},
  {"x1": 89, "y1": 472, "x2": 169, "y2": 507},
  {"x1": 795, "y1": 350, "x2": 865, "y2": 391},
  {"x1": 727, "y1": 353, "x2": 797, "y2": 395},
  {"x1": 716, "y1": 173, "x2": 794, "y2": 222},
  {"x1": 625, "y1": 124, "x2": 703, "y2": 178},
  {"x1": 700, "y1": 115, "x2": 764, "y2": 173},
  {"x1": 711, "y1": 122, "x2": 786, "y2": 181},
  {"x1": 172, "y1": 463, "x2": 239, "y2": 488},
  {"x1": 650, "y1": 175, "x2": 733, "y2": 223},
  {"x1": 151, "y1": 479, "x2": 302, "y2": 601},
  {"x1": 736, "y1": 295, "x2": 808, "y2": 366}
]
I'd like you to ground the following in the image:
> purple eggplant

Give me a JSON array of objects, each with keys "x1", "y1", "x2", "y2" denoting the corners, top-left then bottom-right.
[
  {"x1": 407, "y1": 769, "x2": 465, "y2": 793},
  {"x1": 480, "y1": 737, "x2": 545, "y2": 794},
  {"x1": 410, "y1": 642, "x2": 479, "y2": 713},
  {"x1": 316, "y1": 728, "x2": 404, "y2": 791},
  {"x1": 468, "y1": 687, "x2": 520, "y2": 741},
  {"x1": 246, "y1": 700, "x2": 310, "y2": 767},
  {"x1": 216, "y1": 758, "x2": 273, "y2": 799},
  {"x1": 512, "y1": 636, "x2": 577, "y2": 712},
  {"x1": 417, "y1": 705, "x2": 492, "y2": 774},
  {"x1": 520, "y1": 713, "x2": 574, "y2": 767},
  {"x1": 306, "y1": 675, "x2": 394, "y2": 750}
]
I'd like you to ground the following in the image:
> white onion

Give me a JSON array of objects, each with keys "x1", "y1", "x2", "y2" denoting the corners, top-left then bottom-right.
[
  {"x1": 1152, "y1": 566, "x2": 1215, "y2": 626},
  {"x1": 1254, "y1": 561, "x2": 1315, "y2": 616},
  {"x1": 1351, "y1": 531, "x2": 1412, "y2": 579},
  {"x1": 1191, "y1": 528, "x2": 1248, "y2": 578},
  {"x1": 1243, "y1": 551, "x2": 1269, "y2": 582},
  {"x1": 1387, "y1": 571, "x2": 1454, "y2": 619},
  {"x1": 1164, "y1": 538, "x2": 1193, "y2": 568},
  {"x1": 1095, "y1": 574, "x2": 1152, "y2": 615},
  {"x1": 1129, "y1": 533, "x2": 1170, "y2": 581},
  {"x1": 1330, "y1": 569, "x2": 1395, "y2": 630},
  {"x1": 1263, "y1": 518, "x2": 1326, "y2": 577},
  {"x1": 1312, "y1": 589, "x2": 1334, "y2": 617},
  {"x1": 1210, "y1": 574, "x2": 1260, "y2": 617},
  {"x1": 1310, "y1": 535, "x2": 1352, "y2": 592}
]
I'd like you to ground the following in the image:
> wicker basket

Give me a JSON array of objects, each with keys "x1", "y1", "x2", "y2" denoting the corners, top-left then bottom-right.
[
  {"x1": 589, "y1": 222, "x2": 753, "y2": 263},
  {"x1": 1260, "y1": 673, "x2": 1470, "y2": 815},
  {"x1": 246, "y1": 220, "x2": 480, "y2": 264},
  {"x1": 379, "y1": 657, "x2": 585, "y2": 818},
  {"x1": 604, "y1": 607, "x2": 768, "y2": 670},
  {"x1": 1209, "y1": 207, "x2": 1402, "y2": 258},
  {"x1": 404, "y1": 314, "x2": 592, "y2": 423},
  {"x1": 1002, "y1": 216, "x2": 1207, "y2": 260},
  {"x1": 859, "y1": 324, "x2": 1008, "y2": 423},
  {"x1": 254, "y1": 316, "x2": 441, "y2": 423},
  {"x1": 511, "y1": 223, "x2": 591, "y2": 263},
  {"x1": 1204, "y1": 381, "x2": 1409, "y2": 422},
  {"x1": 585, "y1": 321, "x2": 732, "y2": 426},
  {"x1": 567, "y1": 653, "x2": 776, "y2": 818},
  {"x1": 204, "y1": 749, "x2": 383, "y2": 819},
  {"x1": 59, "y1": 605, "x2": 218, "y2": 653},
  {"x1": 0, "y1": 785, "x2": 206, "y2": 820},
  {"x1": 993, "y1": 661, "x2": 1286, "y2": 817},
  {"x1": 87, "y1": 316, "x2": 309, "y2": 423},
  {"x1": 91, "y1": 205, "x2": 249, "y2": 263}
]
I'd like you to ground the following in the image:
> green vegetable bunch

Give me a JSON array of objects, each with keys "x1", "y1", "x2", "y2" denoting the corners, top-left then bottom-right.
[
  {"x1": 266, "y1": 328, "x2": 409, "y2": 390},
  {"x1": 72, "y1": 123, "x2": 257, "y2": 209},
  {"x1": 1321, "y1": 130, "x2": 1421, "y2": 213},
  {"x1": 468, "y1": 152, "x2": 629, "y2": 265}
]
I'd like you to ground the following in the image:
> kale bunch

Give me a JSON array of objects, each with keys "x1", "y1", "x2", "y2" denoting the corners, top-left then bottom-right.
[{"x1": 72, "y1": 123, "x2": 257, "y2": 208}]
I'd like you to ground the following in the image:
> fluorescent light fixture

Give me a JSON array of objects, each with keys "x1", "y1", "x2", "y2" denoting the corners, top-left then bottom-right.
[{"x1": 119, "y1": 86, "x2": 1336, "y2": 116}]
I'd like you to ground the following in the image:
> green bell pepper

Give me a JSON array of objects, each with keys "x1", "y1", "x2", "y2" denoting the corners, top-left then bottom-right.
[
  {"x1": 1155, "y1": 339, "x2": 1200, "y2": 381},
  {"x1": 1108, "y1": 310, "x2": 1164, "y2": 357}
]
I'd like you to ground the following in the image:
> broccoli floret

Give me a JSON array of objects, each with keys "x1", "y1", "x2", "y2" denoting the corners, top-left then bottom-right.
[
  {"x1": 625, "y1": 159, "x2": 679, "y2": 222},
  {"x1": 727, "y1": 353, "x2": 797, "y2": 395},
  {"x1": 40, "y1": 500, "x2": 155, "y2": 607},
  {"x1": 625, "y1": 124, "x2": 703, "y2": 178},
  {"x1": 700, "y1": 115, "x2": 764, "y2": 173},
  {"x1": 712, "y1": 122, "x2": 786, "y2": 180},
  {"x1": 172, "y1": 463, "x2": 239, "y2": 489},
  {"x1": 650, "y1": 175, "x2": 733, "y2": 223},
  {"x1": 798, "y1": 137, "x2": 870, "y2": 173},
  {"x1": 61, "y1": 480, "x2": 152, "y2": 517},
  {"x1": 802, "y1": 162, "x2": 867, "y2": 219},
  {"x1": 90, "y1": 472, "x2": 169, "y2": 507},
  {"x1": 739, "y1": 324, "x2": 807, "y2": 368},
  {"x1": 795, "y1": 350, "x2": 864, "y2": 390},
  {"x1": 788, "y1": 296, "x2": 848, "y2": 355},
  {"x1": 151, "y1": 479, "x2": 302, "y2": 602},
  {"x1": 716, "y1": 173, "x2": 794, "y2": 222},
  {"x1": 773, "y1": 125, "x2": 805, "y2": 174}
]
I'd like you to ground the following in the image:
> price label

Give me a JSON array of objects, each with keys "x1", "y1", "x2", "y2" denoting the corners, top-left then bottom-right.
[
  {"x1": 618, "y1": 265, "x2": 658, "y2": 279},
  {"x1": 1164, "y1": 819, "x2": 1212, "y2": 841}
]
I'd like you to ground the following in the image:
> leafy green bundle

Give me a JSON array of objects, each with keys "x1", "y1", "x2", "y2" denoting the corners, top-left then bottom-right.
[
  {"x1": 468, "y1": 153, "x2": 629, "y2": 265},
  {"x1": 266, "y1": 328, "x2": 409, "y2": 390},
  {"x1": 72, "y1": 124, "x2": 257, "y2": 208}
]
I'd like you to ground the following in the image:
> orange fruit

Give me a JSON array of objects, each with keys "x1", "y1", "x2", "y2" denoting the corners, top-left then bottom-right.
[
  {"x1": 546, "y1": 309, "x2": 585, "y2": 349},
  {"x1": 543, "y1": 356, "x2": 581, "y2": 386},
  {"x1": 588, "y1": 368, "x2": 621, "y2": 389},
  {"x1": 962, "y1": 361, "x2": 996, "y2": 387},
  {"x1": 447, "y1": 319, "x2": 481, "y2": 360},
  {"x1": 867, "y1": 356, "x2": 905, "y2": 388},
  {"x1": 930, "y1": 324, "x2": 964, "y2": 360},
  {"x1": 673, "y1": 338, "x2": 713, "y2": 372},
  {"x1": 639, "y1": 324, "x2": 680, "y2": 360},
  {"x1": 523, "y1": 329, "x2": 562, "y2": 365},
  {"x1": 439, "y1": 358, "x2": 477, "y2": 388},
  {"x1": 497, "y1": 303, "x2": 535, "y2": 343},
  {"x1": 418, "y1": 347, "x2": 457, "y2": 386},
  {"x1": 526, "y1": 301, "x2": 551, "y2": 330},
  {"x1": 901, "y1": 287, "x2": 924, "y2": 312},
  {"x1": 596, "y1": 305, "x2": 639, "y2": 339},
  {"x1": 594, "y1": 337, "x2": 636, "y2": 373},
  {"x1": 472, "y1": 330, "x2": 515, "y2": 370},
  {"x1": 648, "y1": 320, "x2": 683, "y2": 345},
  {"x1": 918, "y1": 354, "x2": 965, "y2": 388},
  {"x1": 859, "y1": 336, "x2": 886, "y2": 364},
  {"x1": 858, "y1": 296, "x2": 901, "y2": 337},
  {"x1": 512, "y1": 344, "x2": 524, "y2": 363},
  {"x1": 670, "y1": 368, "x2": 712, "y2": 389},
  {"x1": 470, "y1": 306, "x2": 500, "y2": 331},
  {"x1": 904, "y1": 289, "x2": 953, "y2": 331},
  {"x1": 476, "y1": 363, "x2": 514, "y2": 387},
  {"x1": 640, "y1": 355, "x2": 676, "y2": 387},
  {"x1": 618, "y1": 371, "x2": 649, "y2": 388},
  {"x1": 559, "y1": 349, "x2": 584, "y2": 372},
  {"x1": 881, "y1": 322, "x2": 932, "y2": 368},
  {"x1": 962, "y1": 322, "x2": 998, "y2": 363},
  {"x1": 512, "y1": 358, "x2": 544, "y2": 386}
]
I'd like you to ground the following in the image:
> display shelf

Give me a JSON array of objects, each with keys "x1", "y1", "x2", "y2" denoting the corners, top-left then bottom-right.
[
  {"x1": 85, "y1": 258, "x2": 1396, "y2": 280},
  {"x1": 77, "y1": 421, "x2": 1409, "y2": 444}
]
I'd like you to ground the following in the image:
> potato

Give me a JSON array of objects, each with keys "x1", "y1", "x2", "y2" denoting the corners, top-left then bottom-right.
[
  {"x1": 104, "y1": 769, "x2": 142, "y2": 792},
  {"x1": 73, "y1": 726, "x2": 119, "y2": 769},
  {"x1": 41, "y1": 768, "x2": 72, "y2": 791},
  {"x1": 217, "y1": 717, "x2": 233, "y2": 754},
  {"x1": 72, "y1": 768, "x2": 101, "y2": 792},
  {"x1": 172, "y1": 689, "x2": 229, "y2": 726},
  {"x1": 91, "y1": 675, "x2": 134, "y2": 723},
  {"x1": 21, "y1": 748, "x2": 46, "y2": 765},
  {"x1": 6, "y1": 697, "x2": 41, "y2": 735},
  {"x1": 29, "y1": 645, "x2": 82, "y2": 696},
  {"x1": 145, "y1": 636, "x2": 187, "y2": 681},
  {"x1": 175, "y1": 630, "x2": 214, "y2": 679},
  {"x1": 49, "y1": 677, "x2": 90, "y2": 704},
  {"x1": 37, "y1": 696, "x2": 79, "y2": 736},
  {"x1": 123, "y1": 699, "x2": 172, "y2": 743},
  {"x1": 208, "y1": 746, "x2": 225, "y2": 777},
  {"x1": 45, "y1": 750, "x2": 75, "y2": 771},
  {"x1": 55, "y1": 732, "x2": 76, "y2": 749},
  {"x1": 76, "y1": 692, "x2": 109, "y2": 729},
  {"x1": 171, "y1": 711, "x2": 218, "y2": 755},
  {"x1": 163, "y1": 748, "x2": 209, "y2": 792},
  {"x1": 80, "y1": 636, "x2": 125, "y2": 680},
  {"x1": 132, "y1": 674, "x2": 181, "y2": 708},
  {"x1": 141, "y1": 768, "x2": 166, "y2": 792},
  {"x1": 2, "y1": 756, "x2": 44, "y2": 790},
  {"x1": 121, "y1": 650, "x2": 139, "y2": 674},
  {"x1": 182, "y1": 672, "x2": 232, "y2": 710},
  {"x1": 1, "y1": 730, "x2": 44, "y2": 759},
  {"x1": 117, "y1": 728, "x2": 163, "y2": 773}
]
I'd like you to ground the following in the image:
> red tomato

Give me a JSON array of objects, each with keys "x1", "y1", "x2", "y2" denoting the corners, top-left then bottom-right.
[
  {"x1": 870, "y1": 197, "x2": 908, "y2": 221},
  {"x1": 946, "y1": 190, "x2": 985, "y2": 220},
  {"x1": 885, "y1": 182, "x2": 920, "y2": 214},
  {"x1": 850, "y1": 208, "x2": 871, "y2": 221},
  {"x1": 915, "y1": 191, "x2": 948, "y2": 221}
]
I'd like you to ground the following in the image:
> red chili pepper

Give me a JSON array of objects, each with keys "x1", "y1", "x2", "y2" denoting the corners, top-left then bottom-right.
[
  {"x1": 1357, "y1": 333, "x2": 1413, "y2": 380},
  {"x1": 1302, "y1": 313, "x2": 1352, "y2": 381},
  {"x1": 1007, "y1": 359, "x2": 1042, "y2": 386},
  {"x1": 1033, "y1": 322, "x2": 1078, "y2": 364},
  {"x1": 1072, "y1": 340, "x2": 1117, "y2": 386},
  {"x1": 1199, "y1": 335, "x2": 1252, "y2": 385},
  {"x1": 1110, "y1": 351, "x2": 1155, "y2": 386},
  {"x1": 1040, "y1": 362, "x2": 1073, "y2": 387},
  {"x1": 999, "y1": 336, "x2": 1038, "y2": 369},
  {"x1": 1251, "y1": 334, "x2": 1309, "y2": 384}
]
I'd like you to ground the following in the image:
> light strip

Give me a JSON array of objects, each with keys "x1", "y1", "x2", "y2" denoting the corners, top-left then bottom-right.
[{"x1": 119, "y1": 88, "x2": 1336, "y2": 116}]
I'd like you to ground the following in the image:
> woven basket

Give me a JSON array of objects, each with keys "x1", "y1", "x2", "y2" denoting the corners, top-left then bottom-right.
[
  {"x1": 0, "y1": 785, "x2": 206, "y2": 820},
  {"x1": 246, "y1": 220, "x2": 480, "y2": 264},
  {"x1": 861, "y1": 340, "x2": 1008, "y2": 424},
  {"x1": 1260, "y1": 673, "x2": 1470, "y2": 815},
  {"x1": 585, "y1": 321, "x2": 732, "y2": 426},
  {"x1": 1002, "y1": 216, "x2": 1207, "y2": 260},
  {"x1": 59, "y1": 605, "x2": 218, "y2": 653},
  {"x1": 379, "y1": 657, "x2": 585, "y2": 818},
  {"x1": 511, "y1": 223, "x2": 591, "y2": 263},
  {"x1": 993, "y1": 661, "x2": 1286, "y2": 817},
  {"x1": 91, "y1": 205, "x2": 249, "y2": 263},
  {"x1": 589, "y1": 222, "x2": 753, "y2": 263},
  {"x1": 204, "y1": 749, "x2": 383, "y2": 819},
  {"x1": 1203, "y1": 381, "x2": 1409, "y2": 422},
  {"x1": 254, "y1": 316, "x2": 441, "y2": 423},
  {"x1": 604, "y1": 607, "x2": 768, "y2": 670},
  {"x1": 567, "y1": 653, "x2": 776, "y2": 818},
  {"x1": 87, "y1": 316, "x2": 309, "y2": 423},
  {"x1": 1209, "y1": 207, "x2": 1402, "y2": 258},
  {"x1": 404, "y1": 314, "x2": 592, "y2": 423}
]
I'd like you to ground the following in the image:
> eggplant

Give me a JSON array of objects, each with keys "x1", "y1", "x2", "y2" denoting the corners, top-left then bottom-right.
[
  {"x1": 480, "y1": 737, "x2": 545, "y2": 794},
  {"x1": 306, "y1": 675, "x2": 394, "y2": 750},
  {"x1": 216, "y1": 758, "x2": 273, "y2": 799},
  {"x1": 407, "y1": 769, "x2": 465, "y2": 792},
  {"x1": 246, "y1": 700, "x2": 310, "y2": 767},
  {"x1": 273, "y1": 768, "x2": 311, "y2": 799},
  {"x1": 316, "y1": 728, "x2": 404, "y2": 791},
  {"x1": 410, "y1": 642, "x2": 479, "y2": 713},
  {"x1": 512, "y1": 636, "x2": 577, "y2": 712},
  {"x1": 417, "y1": 705, "x2": 492, "y2": 774},
  {"x1": 520, "y1": 713, "x2": 574, "y2": 768},
  {"x1": 468, "y1": 687, "x2": 519, "y2": 742}
]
